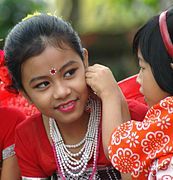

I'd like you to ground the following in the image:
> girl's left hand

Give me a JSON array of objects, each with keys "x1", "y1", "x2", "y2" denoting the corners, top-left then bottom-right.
[{"x1": 85, "y1": 64, "x2": 118, "y2": 99}]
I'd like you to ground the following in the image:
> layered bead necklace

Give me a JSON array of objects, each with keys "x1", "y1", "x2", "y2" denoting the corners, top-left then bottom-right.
[{"x1": 49, "y1": 98, "x2": 101, "y2": 179}]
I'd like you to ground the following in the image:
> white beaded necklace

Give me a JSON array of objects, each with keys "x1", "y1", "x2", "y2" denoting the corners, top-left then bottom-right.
[{"x1": 49, "y1": 98, "x2": 101, "y2": 178}]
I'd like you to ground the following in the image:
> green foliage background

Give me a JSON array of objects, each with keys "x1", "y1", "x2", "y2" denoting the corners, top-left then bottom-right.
[
  {"x1": 0, "y1": 0, "x2": 47, "y2": 47},
  {"x1": 0, "y1": 0, "x2": 172, "y2": 80}
]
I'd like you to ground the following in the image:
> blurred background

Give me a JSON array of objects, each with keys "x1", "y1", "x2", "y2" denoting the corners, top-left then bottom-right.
[{"x1": 0, "y1": 0, "x2": 172, "y2": 81}]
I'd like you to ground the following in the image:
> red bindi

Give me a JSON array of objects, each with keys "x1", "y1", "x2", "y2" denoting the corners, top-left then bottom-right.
[{"x1": 49, "y1": 68, "x2": 57, "y2": 75}]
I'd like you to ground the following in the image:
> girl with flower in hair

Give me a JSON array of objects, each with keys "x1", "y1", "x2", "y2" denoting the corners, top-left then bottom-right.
[
  {"x1": 3, "y1": 12, "x2": 147, "y2": 179},
  {"x1": 106, "y1": 7, "x2": 173, "y2": 179}
]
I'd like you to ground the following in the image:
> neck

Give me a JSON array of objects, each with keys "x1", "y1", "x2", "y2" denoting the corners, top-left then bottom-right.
[
  {"x1": 42, "y1": 111, "x2": 90, "y2": 146},
  {"x1": 58, "y1": 111, "x2": 89, "y2": 145}
]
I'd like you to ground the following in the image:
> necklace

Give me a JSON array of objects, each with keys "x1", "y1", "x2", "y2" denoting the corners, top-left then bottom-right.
[{"x1": 49, "y1": 98, "x2": 101, "y2": 179}]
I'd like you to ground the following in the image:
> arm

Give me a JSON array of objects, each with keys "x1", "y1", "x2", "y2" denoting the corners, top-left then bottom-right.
[
  {"x1": 1, "y1": 155, "x2": 20, "y2": 180},
  {"x1": 85, "y1": 64, "x2": 130, "y2": 157},
  {"x1": 121, "y1": 173, "x2": 132, "y2": 180}
]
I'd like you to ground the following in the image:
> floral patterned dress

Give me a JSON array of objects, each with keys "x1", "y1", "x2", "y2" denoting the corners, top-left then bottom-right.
[{"x1": 108, "y1": 96, "x2": 173, "y2": 179}]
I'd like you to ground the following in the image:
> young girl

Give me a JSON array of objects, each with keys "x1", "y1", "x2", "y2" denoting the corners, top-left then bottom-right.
[
  {"x1": 4, "y1": 13, "x2": 147, "y2": 179},
  {"x1": 107, "y1": 8, "x2": 173, "y2": 179}
]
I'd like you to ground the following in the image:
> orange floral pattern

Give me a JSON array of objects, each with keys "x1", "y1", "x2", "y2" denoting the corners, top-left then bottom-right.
[{"x1": 108, "y1": 96, "x2": 173, "y2": 179}]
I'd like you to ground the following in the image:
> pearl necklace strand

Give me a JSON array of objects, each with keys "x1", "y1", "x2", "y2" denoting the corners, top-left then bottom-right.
[{"x1": 49, "y1": 98, "x2": 101, "y2": 179}]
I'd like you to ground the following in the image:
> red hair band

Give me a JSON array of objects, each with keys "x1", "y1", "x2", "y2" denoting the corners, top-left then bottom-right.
[{"x1": 159, "y1": 10, "x2": 173, "y2": 58}]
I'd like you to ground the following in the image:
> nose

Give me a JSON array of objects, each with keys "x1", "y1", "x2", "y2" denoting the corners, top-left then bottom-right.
[
  {"x1": 53, "y1": 82, "x2": 71, "y2": 99},
  {"x1": 136, "y1": 72, "x2": 141, "y2": 85}
]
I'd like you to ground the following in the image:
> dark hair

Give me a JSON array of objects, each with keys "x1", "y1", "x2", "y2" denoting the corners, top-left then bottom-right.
[
  {"x1": 133, "y1": 9, "x2": 173, "y2": 95},
  {"x1": 4, "y1": 13, "x2": 84, "y2": 90}
]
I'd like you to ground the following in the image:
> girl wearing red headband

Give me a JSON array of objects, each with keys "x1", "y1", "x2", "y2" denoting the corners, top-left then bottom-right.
[{"x1": 106, "y1": 8, "x2": 173, "y2": 179}]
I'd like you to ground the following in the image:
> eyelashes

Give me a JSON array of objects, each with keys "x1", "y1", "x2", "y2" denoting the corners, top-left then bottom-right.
[
  {"x1": 34, "y1": 81, "x2": 50, "y2": 89},
  {"x1": 33, "y1": 68, "x2": 78, "y2": 90},
  {"x1": 64, "y1": 68, "x2": 77, "y2": 78}
]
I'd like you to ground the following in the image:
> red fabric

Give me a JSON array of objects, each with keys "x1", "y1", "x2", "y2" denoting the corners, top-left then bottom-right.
[
  {"x1": 15, "y1": 113, "x2": 112, "y2": 177},
  {"x1": 15, "y1": 98, "x2": 147, "y2": 178},
  {"x1": 0, "y1": 107, "x2": 25, "y2": 161},
  {"x1": 118, "y1": 74, "x2": 148, "y2": 121},
  {"x1": 0, "y1": 90, "x2": 39, "y2": 117}
]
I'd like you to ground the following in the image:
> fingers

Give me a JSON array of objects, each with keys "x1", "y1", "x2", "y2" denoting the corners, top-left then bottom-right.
[
  {"x1": 85, "y1": 64, "x2": 110, "y2": 78},
  {"x1": 85, "y1": 76, "x2": 97, "y2": 93}
]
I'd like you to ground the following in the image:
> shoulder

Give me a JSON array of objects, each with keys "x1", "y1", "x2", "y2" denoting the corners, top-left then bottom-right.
[
  {"x1": 150, "y1": 96, "x2": 173, "y2": 113},
  {"x1": 15, "y1": 113, "x2": 43, "y2": 143},
  {"x1": 0, "y1": 107, "x2": 26, "y2": 134},
  {"x1": 16, "y1": 112, "x2": 42, "y2": 132},
  {"x1": 156, "y1": 96, "x2": 173, "y2": 108},
  {"x1": 146, "y1": 96, "x2": 173, "y2": 118},
  {"x1": 0, "y1": 106, "x2": 25, "y2": 119}
]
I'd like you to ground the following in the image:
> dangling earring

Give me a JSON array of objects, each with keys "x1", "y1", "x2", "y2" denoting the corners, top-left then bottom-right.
[{"x1": 85, "y1": 96, "x2": 92, "y2": 113}]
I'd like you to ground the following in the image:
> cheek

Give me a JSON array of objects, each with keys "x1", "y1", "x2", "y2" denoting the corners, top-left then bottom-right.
[
  {"x1": 26, "y1": 90, "x2": 51, "y2": 107},
  {"x1": 77, "y1": 78, "x2": 88, "y2": 94},
  {"x1": 75, "y1": 71, "x2": 87, "y2": 90},
  {"x1": 75, "y1": 75, "x2": 89, "y2": 99}
]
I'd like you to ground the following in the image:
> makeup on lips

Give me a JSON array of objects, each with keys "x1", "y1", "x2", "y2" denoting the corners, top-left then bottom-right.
[{"x1": 57, "y1": 100, "x2": 77, "y2": 113}]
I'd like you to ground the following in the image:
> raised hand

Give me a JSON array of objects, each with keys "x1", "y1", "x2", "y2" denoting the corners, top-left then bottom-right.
[{"x1": 85, "y1": 64, "x2": 119, "y2": 99}]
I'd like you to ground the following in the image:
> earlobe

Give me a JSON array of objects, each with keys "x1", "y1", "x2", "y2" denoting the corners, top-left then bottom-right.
[
  {"x1": 170, "y1": 63, "x2": 173, "y2": 70},
  {"x1": 83, "y1": 48, "x2": 89, "y2": 68}
]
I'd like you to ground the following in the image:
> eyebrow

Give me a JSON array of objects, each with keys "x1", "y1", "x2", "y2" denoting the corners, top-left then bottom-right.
[{"x1": 29, "y1": 60, "x2": 78, "y2": 85}]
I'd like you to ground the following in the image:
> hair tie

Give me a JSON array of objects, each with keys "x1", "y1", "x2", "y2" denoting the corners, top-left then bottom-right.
[
  {"x1": 159, "y1": 10, "x2": 173, "y2": 58},
  {"x1": 22, "y1": 12, "x2": 57, "y2": 21}
]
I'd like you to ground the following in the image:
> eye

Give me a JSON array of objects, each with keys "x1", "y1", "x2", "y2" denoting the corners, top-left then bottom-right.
[
  {"x1": 64, "y1": 68, "x2": 77, "y2": 78},
  {"x1": 34, "y1": 81, "x2": 50, "y2": 89}
]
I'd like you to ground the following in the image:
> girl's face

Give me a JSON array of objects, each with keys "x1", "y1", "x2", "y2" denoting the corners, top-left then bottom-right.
[
  {"x1": 136, "y1": 49, "x2": 170, "y2": 107},
  {"x1": 21, "y1": 45, "x2": 89, "y2": 124}
]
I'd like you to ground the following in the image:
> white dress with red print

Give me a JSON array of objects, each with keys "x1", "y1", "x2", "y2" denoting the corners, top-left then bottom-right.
[{"x1": 108, "y1": 96, "x2": 173, "y2": 180}]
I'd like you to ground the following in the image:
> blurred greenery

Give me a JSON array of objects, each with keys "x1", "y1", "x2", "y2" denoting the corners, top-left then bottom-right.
[
  {"x1": 0, "y1": 0, "x2": 47, "y2": 47},
  {"x1": 53, "y1": 0, "x2": 160, "y2": 33},
  {"x1": 0, "y1": 0, "x2": 172, "y2": 80}
]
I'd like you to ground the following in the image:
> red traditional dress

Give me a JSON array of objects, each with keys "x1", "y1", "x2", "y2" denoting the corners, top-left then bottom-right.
[
  {"x1": 15, "y1": 97, "x2": 147, "y2": 179},
  {"x1": 108, "y1": 96, "x2": 173, "y2": 179},
  {"x1": 0, "y1": 107, "x2": 25, "y2": 169}
]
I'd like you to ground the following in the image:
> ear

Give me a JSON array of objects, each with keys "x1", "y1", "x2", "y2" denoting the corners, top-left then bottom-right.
[
  {"x1": 20, "y1": 90, "x2": 33, "y2": 104},
  {"x1": 83, "y1": 48, "x2": 89, "y2": 68},
  {"x1": 170, "y1": 63, "x2": 173, "y2": 70}
]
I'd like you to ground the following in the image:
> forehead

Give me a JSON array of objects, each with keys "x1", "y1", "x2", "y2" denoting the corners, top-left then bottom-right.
[{"x1": 21, "y1": 46, "x2": 82, "y2": 76}]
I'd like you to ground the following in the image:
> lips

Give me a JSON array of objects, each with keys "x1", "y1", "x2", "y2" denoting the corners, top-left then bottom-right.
[{"x1": 57, "y1": 100, "x2": 77, "y2": 113}]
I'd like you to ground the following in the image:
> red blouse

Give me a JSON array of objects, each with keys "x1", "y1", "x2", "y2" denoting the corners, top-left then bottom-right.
[
  {"x1": 0, "y1": 107, "x2": 25, "y2": 162},
  {"x1": 15, "y1": 96, "x2": 147, "y2": 178}
]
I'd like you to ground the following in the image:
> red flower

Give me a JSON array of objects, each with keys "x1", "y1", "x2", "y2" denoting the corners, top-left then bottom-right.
[
  {"x1": 0, "y1": 50, "x2": 12, "y2": 86},
  {"x1": 0, "y1": 49, "x2": 39, "y2": 117}
]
